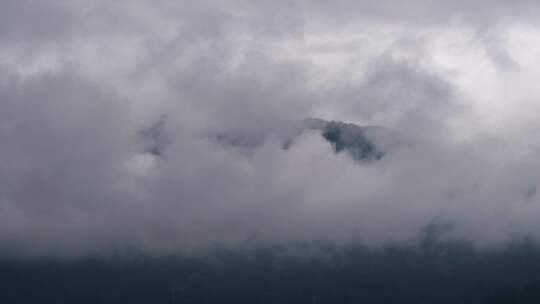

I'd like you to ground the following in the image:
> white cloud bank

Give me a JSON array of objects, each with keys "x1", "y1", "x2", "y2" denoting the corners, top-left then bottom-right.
[{"x1": 1, "y1": 0, "x2": 540, "y2": 256}]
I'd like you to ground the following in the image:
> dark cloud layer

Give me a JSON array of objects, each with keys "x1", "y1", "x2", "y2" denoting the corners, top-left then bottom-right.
[{"x1": 1, "y1": 0, "x2": 540, "y2": 256}]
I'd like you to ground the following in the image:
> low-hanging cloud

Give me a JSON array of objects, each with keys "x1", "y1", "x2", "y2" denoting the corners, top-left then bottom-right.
[{"x1": 1, "y1": 0, "x2": 540, "y2": 256}]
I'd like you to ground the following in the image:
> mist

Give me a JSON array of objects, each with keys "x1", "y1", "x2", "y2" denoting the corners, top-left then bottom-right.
[{"x1": 2, "y1": 0, "x2": 540, "y2": 257}]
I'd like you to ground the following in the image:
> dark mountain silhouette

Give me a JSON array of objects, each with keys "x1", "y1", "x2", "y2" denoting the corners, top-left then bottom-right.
[{"x1": 211, "y1": 118, "x2": 388, "y2": 161}]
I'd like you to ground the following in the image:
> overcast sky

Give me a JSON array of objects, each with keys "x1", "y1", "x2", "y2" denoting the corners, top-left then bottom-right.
[{"x1": 2, "y1": 0, "x2": 540, "y2": 256}]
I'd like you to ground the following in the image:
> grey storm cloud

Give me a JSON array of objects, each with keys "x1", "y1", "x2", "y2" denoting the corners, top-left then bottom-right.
[{"x1": 1, "y1": 0, "x2": 540, "y2": 256}]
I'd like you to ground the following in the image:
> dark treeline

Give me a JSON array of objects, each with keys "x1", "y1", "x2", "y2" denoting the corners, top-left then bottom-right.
[{"x1": 2, "y1": 234, "x2": 540, "y2": 303}]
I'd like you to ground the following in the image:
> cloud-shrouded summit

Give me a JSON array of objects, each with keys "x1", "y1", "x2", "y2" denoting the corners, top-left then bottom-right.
[{"x1": 2, "y1": 0, "x2": 540, "y2": 256}]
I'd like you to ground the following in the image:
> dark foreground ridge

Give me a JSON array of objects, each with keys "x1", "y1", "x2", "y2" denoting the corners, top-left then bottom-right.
[{"x1": 2, "y1": 236, "x2": 540, "y2": 303}]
